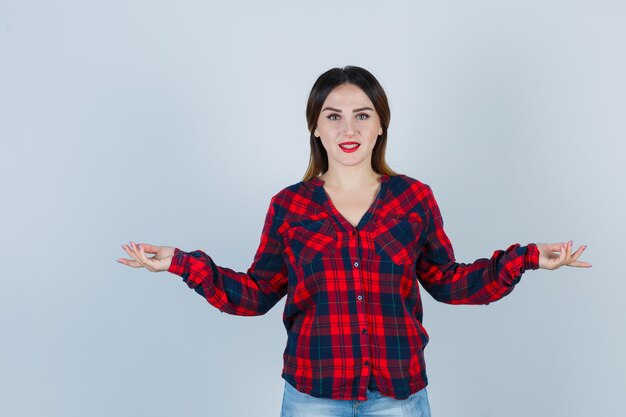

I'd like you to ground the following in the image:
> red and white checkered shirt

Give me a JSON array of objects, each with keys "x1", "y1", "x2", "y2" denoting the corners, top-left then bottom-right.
[{"x1": 168, "y1": 173, "x2": 540, "y2": 400}]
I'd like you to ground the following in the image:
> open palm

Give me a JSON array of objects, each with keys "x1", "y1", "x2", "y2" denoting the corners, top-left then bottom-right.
[
  {"x1": 535, "y1": 240, "x2": 591, "y2": 270},
  {"x1": 117, "y1": 242, "x2": 175, "y2": 272}
]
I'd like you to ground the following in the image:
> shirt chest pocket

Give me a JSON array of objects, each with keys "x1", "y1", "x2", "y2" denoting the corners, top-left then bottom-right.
[
  {"x1": 374, "y1": 213, "x2": 424, "y2": 266},
  {"x1": 285, "y1": 218, "x2": 337, "y2": 266}
]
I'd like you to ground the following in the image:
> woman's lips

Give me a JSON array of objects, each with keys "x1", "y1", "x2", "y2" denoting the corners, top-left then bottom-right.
[{"x1": 339, "y1": 143, "x2": 360, "y2": 153}]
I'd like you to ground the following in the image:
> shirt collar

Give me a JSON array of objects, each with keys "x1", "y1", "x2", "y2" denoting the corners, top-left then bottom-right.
[{"x1": 309, "y1": 173, "x2": 390, "y2": 188}]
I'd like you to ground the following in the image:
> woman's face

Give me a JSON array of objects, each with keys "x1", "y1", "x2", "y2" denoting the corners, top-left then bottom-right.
[{"x1": 314, "y1": 83, "x2": 383, "y2": 173}]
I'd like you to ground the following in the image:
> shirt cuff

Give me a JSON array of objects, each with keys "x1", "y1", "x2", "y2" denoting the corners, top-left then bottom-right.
[
  {"x1": 524, "y1": 243, "x2": 540, "y2": 270},
  {"x1": 167, "y1": 247, "x2": 189, "y2": 276}
]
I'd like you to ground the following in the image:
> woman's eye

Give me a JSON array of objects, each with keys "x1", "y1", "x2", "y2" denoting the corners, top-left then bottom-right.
[{"x1": 327, "y1": 113, "x2": 370, "y2": 121}]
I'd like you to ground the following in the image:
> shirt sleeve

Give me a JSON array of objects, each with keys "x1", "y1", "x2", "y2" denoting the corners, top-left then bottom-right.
[
  {"x1": 167, "y1": 194, "x2": 289, "y2": 315},
  {"x1": 415, "y1": 185, "x2": 540, "y2": 305}
]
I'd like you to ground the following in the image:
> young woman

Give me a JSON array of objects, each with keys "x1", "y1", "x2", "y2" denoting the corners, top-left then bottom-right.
[{"x1": 117, "y1": 66, "x2": 591, "y2": 416}]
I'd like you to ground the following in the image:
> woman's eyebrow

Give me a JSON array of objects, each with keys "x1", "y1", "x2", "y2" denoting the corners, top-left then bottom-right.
[{"x1": 321, "y1": 106, "x2": 374, "y2": 113}]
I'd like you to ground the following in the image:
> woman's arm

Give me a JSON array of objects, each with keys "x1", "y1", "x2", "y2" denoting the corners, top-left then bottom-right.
[
  {"x1": 415, "y1": 185, "x2": 543, "y2": 305},
  {"x1": 120, "y1": 195, "x2": 289, "y2": 316}
]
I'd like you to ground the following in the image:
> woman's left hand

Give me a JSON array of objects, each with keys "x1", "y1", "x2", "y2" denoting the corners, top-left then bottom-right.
[{"x1": 535, "y1": 240, "x2": 592, "y2": 270}]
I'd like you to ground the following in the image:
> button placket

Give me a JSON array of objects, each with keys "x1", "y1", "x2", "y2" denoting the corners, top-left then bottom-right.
[{"x1": 349, "y1": 227, "x2": 371, "y2": 400}]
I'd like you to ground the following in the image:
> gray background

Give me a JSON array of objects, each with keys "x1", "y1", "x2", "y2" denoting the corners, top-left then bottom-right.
[{"x1": 1, "y1": 1, "x2": 624, "y2": 416}]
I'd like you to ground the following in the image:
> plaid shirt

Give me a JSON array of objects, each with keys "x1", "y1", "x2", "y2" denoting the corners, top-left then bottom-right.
[{"x1": 168, "y1": 173, "x2": 540, "y2": 401}]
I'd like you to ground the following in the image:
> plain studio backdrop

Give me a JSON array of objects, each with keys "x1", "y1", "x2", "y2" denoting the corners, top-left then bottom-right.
[{"x1": 1, "y1": 1, "x2": 624, "y2": 416}]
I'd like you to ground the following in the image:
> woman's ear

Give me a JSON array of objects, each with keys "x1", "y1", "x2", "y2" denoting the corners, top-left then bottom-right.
[
  {"x1": 314, "y1": 128, "x2": 319, "y2": 138},
  {"x1": 378, "y1": 126, "x2": 383, "y2": 136}
]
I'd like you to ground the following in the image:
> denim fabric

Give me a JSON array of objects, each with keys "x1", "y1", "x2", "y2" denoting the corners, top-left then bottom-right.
[{"x1": 280, "y1": 379, "x2": 432, "y2": 417}]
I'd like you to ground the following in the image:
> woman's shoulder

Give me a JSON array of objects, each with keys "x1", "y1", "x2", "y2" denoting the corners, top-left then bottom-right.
[
  {"x1": 265, "y1": 178, "x2": 318, "y2": 208},
  {"x1": 388, "y1": 173, "x2": 433, "y2": 193}
]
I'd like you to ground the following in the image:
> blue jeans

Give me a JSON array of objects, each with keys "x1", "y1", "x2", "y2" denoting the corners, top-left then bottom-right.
[{"x1": 280, "y1": 379, "x2": 432, "y2": 417}]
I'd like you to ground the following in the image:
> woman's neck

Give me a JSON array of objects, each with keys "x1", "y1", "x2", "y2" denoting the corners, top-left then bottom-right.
[{"x1": 319, "y1": 169, "x2": 382, "y2": 191}]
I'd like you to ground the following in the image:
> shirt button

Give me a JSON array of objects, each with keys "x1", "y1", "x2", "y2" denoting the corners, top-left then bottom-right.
[
  {"x1": 364, "y1": 361, "x2": 370, "y2": 367},
  {"x1": 353, "y1": 261, "x2": 359, "y2": 267},
  {"x1": 357, "y1": 295, "x2": 363, "y2": 301},
  {"x1": 361, "y1": 328, "x2": 367, "y2": 334},
  {"x1": 351, "y1": 230, "x2": 357, "y2": 236}
]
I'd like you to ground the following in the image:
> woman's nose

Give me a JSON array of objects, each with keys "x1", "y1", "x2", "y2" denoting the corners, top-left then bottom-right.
[{"x1": 342, "y1": 118, "x2": 356, "y2": 136}]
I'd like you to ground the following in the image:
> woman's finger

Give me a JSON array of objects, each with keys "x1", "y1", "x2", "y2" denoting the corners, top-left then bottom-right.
[
  {"x1": 567, "y1": 260, "x2": 593, "y2": 268},
  {"x1": 137, "y1": 243, "x2": 159, "y2": 254},
  {"x1": 124, "y1": 242, "x2": 146, "y2": 268},
  {"x1": 121, "y1": 243, "x2": 134, "y2": 258},
  {"x1": 136, "y1": 244, "x2": 153, "y2": 266},
  {"x1": 569, "y1": 244, "x2": 586, "y2": 261},
  {"x1": 133, "y1": 242, "x2": 162, "y2": 271},
  {"x1": 117, "y1": 257, "x2": 144, "y2": 268},
  {"x1": 556, "y1": 242, "x2": 567, "y2": 268},
  {"x1": 567, "y1": 240, "x2": 573, "y2": 259},
  {"x1": 566, "y1": 244, "x2": 592, "y2": 267}
]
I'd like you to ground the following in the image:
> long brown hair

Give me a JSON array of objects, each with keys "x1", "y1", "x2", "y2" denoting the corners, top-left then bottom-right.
[{"x1": 302, "y1": 66, "x2": 399, "y2": 182}]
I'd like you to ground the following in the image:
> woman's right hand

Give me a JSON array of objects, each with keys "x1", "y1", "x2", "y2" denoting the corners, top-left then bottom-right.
[{"x1": 117, "y1": 241, "x2": 176, "y2": 272}]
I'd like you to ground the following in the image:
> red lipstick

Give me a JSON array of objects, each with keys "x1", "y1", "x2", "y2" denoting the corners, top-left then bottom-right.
[{"x1": 339, "y1": 142, "x2": 360, "y2": 153}]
